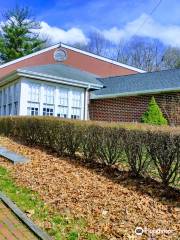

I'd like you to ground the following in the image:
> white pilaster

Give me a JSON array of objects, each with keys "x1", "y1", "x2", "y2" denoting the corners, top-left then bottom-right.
[
  {"x1": 39, "y1": 84, "x2": 44, "y2": 116},
  {"x1": 19, "y1": 79, "x2": 28, "y2": 115},
  {"x1": 54, "y1": 87, "x2": 59, "y2": 117},
  {"x1": 84, "y1": 88, "x2": 89, "y2": 120}
]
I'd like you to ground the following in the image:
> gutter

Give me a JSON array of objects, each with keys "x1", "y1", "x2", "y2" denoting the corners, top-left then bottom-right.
[{"x1": 90, "y1": 87, "x2": 180, "y2": 99}]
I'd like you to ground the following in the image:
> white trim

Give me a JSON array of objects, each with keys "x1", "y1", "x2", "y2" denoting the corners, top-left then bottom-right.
[
  {"x1": 0, "y1": 42, "x2": 145, "y2": 73},
  {"x1": 17, "y1": 69, "x2": 103, "y2": 89},
  {"x1": 0, "y1": 69, "x2": 103, "y2": 90},
  {"x1": 0, "y1": 44, "x2": 60, "y2": 69}
]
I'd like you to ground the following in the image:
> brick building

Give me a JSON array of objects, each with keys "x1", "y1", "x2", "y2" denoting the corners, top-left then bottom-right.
[{"x1": 0, "y1": 43, "x2": 179, "y2": 124}]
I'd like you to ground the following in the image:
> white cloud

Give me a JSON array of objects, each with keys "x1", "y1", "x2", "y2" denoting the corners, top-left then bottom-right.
[
  {"x1": 39, "y1": 21, "x2": 88, "y2": 45},
  {"x1": 102, "y1": 14, "x2": 180, "y2": 47}
]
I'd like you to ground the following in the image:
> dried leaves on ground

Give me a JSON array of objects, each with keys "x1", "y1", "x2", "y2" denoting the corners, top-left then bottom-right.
[{"x1": 0, "y1": 137, "x2": 179, "y2": 240}]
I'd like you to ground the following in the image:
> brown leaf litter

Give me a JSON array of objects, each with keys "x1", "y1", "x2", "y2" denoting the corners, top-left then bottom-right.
[{"x1": 0, "y1": 137, "x2": 179, "y2": 239}]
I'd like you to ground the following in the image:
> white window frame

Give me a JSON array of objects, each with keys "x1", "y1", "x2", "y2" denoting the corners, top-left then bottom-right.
[
  {"x1": 28, "y1": 83, "x2": 40, "y2": 103},
  {"x1": 43, "y1": 105, "x2": 54, "y2": 116},
  {"x1": 71, "y1": 90, "x2": 82, "y2": 119},
  {"x1": 57, "y1": 88, "x2": 69, "y2": 118},
  {"x1": 44, "y1": 85, "x2": 55, "y2": 105},
  {"x1": 27, "y1": 102, "x2": 40, "y2": 116}
]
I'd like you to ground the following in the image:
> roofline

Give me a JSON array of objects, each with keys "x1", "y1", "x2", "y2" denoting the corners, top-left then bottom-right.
[
  {"x1": 0, "y1": 42, "x2": 146, "y2": 73},
  {"x1": 0, "y1": 69, "x2": 103, "y2": 90},
  {"x1": 90, "y1": 88, "x2": 180, "y2": 99}
]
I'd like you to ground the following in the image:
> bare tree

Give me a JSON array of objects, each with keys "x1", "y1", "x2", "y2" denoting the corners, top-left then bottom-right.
[
  {"x1": 114, "y1": 37, "x2": 164, "y2": 71},
  {"x1": 74, "y1": 33, "x2": 180, "y2": 72},
  {"x1": 161, "y1": 95, "x2": 180, "y2": 126},
  {"x1": 74, "y1": 30, "x2": 114, "y2": 58},
  {"x1": 161, "y1": 47, "x2": 180, "y2": 69}
]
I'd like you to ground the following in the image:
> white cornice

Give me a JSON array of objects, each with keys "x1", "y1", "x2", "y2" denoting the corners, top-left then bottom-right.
[{"x1": 0, "y1": 69, "x2": 103, "y2": 90}]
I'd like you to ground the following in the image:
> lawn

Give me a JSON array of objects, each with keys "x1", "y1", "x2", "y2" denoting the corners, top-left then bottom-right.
[
  {"x1": 0, "y1": 136, "x2": 179, "y2": 240},
  {"x1": 0, "y1": 166, "x2": 99, "y2": 240}
]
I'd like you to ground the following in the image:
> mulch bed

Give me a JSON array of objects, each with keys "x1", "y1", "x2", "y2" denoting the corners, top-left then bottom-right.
[{"x1": 0, "y1": 137, "x2": 179, "y2": 239}]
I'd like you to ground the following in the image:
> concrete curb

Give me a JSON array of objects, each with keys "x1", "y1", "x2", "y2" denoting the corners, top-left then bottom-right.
[
  {"x1": 0, "y1": 147, "x2": 29, "y2": 164},
  {"x1": 0, "y1": 193, "x2": 52, "y2": 240}
]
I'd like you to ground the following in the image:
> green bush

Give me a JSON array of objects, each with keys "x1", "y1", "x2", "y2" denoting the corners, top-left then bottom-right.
[
  {"x1": 141, "y1": 97, "x2": 168, "y2": 125},
  {"x1": 0, "y1": 117, "x2": 179, "y2": 187}
]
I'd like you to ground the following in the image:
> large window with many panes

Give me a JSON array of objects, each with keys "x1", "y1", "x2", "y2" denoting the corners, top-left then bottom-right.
[
  {"x1": 43, "y1": 85, "x2": 55, "y2": 116},
  {"x1": 57, "y1": 88, "x2": 68, "y2": 118},
  {"x1": 27, "y1": 83, "x2": 40, "y2": 116},
  {"x1": 13, "y1": 83, "x2": 19, "y2": 115},
  {"x1": 71, "y1": 90, "x2": 82, "y2": 119}
]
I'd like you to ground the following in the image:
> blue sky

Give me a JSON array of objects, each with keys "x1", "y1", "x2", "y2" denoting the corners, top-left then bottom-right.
[{"x1": 0, "y1": 0, "x2": 180, "y2": 46}]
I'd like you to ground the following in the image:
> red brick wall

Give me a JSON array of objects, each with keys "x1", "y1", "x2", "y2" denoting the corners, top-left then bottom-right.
[{"x1": 89, "y1": 92, "x2": 180, "y2": 125}]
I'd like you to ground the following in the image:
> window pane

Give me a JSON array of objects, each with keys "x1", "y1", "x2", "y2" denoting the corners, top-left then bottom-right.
[
  {"x1": 59, "y1": 88, "x2": 68, "y2": 106},
  {"x1": 44, "y1": 86, "x2": 54, "y2": 104},
  {"x1": 8, "y1": 104, "x2": 12, "y2": 115},
  {"x1": 71, "y1": 108, "x2": 81, "y2": 119},
  {"x1": 27, "y1": 103, "x2": 39, "y2": 116},
  {"x1": 14, "y1": 102, "x2": 18, "y2": 115},
  {"x1": 14, "y1": 83, "x2": 19, "y2": 101},
  {"x1": 28, "y1": 83, "x2": 40, "y2": 102},
  {"x1": 3, "y1": 105, "x2": 6, "y2": 115},
  {"x1": 72, "y1": 91, "x2": 81, "y2": 108},
  {"x1": 57, "y1": 106, "x2": 68, "y2": 118},
  {"x1": 43, "y1": 105, "x2": 54, "y2": 116},
  {"x1": 3, "y1": 89, "x2": 7, "y2": 105}
]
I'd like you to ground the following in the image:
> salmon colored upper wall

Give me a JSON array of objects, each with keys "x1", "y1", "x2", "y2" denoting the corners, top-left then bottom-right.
[{"x1": 0, "y1": 47, "x2": 138, "y2": 79}]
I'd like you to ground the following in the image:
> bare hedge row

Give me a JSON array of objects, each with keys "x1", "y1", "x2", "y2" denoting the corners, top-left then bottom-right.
[{"x1": 0, "y1": 117, "x2": 179, "y2": 187}]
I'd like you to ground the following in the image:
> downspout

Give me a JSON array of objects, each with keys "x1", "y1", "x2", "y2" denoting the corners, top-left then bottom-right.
[{"x1": 84, "y1": 85, "x2": 90, "y2": 120}]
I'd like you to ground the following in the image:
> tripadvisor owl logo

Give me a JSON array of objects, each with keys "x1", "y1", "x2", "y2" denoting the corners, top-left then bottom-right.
[{"x1": 135, "y1": 227, "x2": 144, "y2": 236}]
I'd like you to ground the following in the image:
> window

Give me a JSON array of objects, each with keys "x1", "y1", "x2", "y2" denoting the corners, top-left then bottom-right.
[
  {"x1": 3, "y1": 89, "x2": 7, "y2": 105},
  {"x1": 43, "y1": 106, "x2": 54, "y2": 116},
  {"x1": 59, "y1": 88, "x2": 68, "y2": 106},
  {"x1": 8, "y1": 104, "x2": 12, "y2": 115},
  {"x1": 14, "y1": 83, "x2": 19, "y2": 102},
  {"x1": 57, "y1": 88, "x2": 68, "y2": 118},
  {"x1": 14, "y1": 102, "x2": 18, "y2": 115},
  {"x1": 3, "y1": 105, "x2": 6, "y2": 115},
  {"x1": 27, "y1": 103, "x2": 39, "y2": 116},
  {"x1": 71, "y1": 90, "x2": 81, "y2": 119},
  {"x1": 8, "y1": 86, "x2": 13, "y2": 103},
  {"x1": 71, "y1": 107, "x2": 81, "y2": 119},
  {"x1": 0, "y1": 91, "x2": 2, "y2": 106},
  {"x1": 43, "y1": 85, "x2": 55, "y2": 116},
  {"x1": 27, "y1": 83, "x2": 40, "y2": 116},
  {"x1": 28, "y1": 83, "x2": 40, "y2": 102},
  {"x1": 57, "y1": 106, "x2": 68, "y2": 118},
  {"x1": 44, "y1": 86, "x2": 54, "y2": 105}
]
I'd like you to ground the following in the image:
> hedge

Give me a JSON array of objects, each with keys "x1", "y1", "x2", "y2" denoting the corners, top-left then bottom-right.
[{"x1": 0, "y1": 116, "x2": 179, "y2": 187}]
